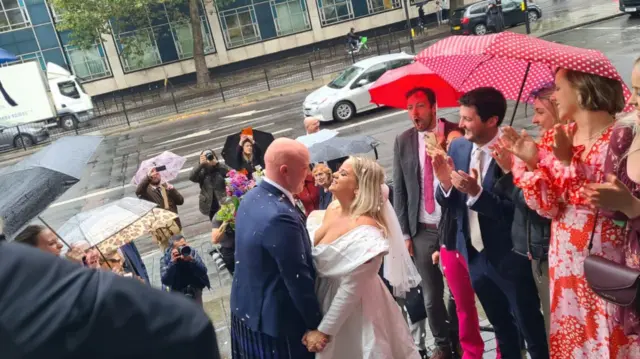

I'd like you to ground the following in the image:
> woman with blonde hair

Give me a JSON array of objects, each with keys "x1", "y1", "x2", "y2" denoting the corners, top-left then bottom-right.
[
  {"x1": 303, "y1": 156, "x2": 421, "y2": 358},
  {"x1": 499, "y1": 68, "x2": 637, "y2": 357}
]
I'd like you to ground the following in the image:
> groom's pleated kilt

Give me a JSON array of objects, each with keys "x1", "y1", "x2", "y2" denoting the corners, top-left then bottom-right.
[{"x1": 231, "y1": 314, "x2": 313, "y2": 359}]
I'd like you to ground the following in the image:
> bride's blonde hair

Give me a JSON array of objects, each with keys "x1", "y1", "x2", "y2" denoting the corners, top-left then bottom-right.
[{"x1": 347, "y1": 156, "x2": 388, "y2": 236}]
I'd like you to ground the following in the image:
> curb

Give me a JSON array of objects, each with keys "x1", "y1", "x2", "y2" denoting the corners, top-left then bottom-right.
[{"x1": 539, "y1": 12, "x2": 625, "y2": 38}]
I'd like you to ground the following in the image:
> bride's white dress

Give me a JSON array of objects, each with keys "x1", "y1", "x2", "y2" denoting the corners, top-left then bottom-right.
[{"x1": 307, "y1": 221, "x2": 420, "y2": 359}]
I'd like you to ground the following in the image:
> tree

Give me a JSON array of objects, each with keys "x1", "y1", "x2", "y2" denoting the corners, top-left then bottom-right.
[{"x1": 51, "y1": 0, "x2": 218, "y2": 88}]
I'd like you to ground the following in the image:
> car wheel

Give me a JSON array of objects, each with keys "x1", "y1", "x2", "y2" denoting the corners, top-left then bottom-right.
[
  {"x1": 474, "y1": 23, "x2": 487, "y2": 35},
  {"x1": 60, "y1": 115, "x2": 77, "y2": 131},
  {"x1": 333, "y1": 101, "x2": 355, "y2": 122},
  {"x1": 13, "y1": 134, "x2": 34, "y2": 148},
  {"x1": 528, "y1": 10, "x2": 540, "y2": 22}
]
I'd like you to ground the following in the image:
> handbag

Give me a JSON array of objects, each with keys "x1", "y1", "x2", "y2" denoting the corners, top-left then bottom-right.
[{"x1": 583, "y1": 211, "x2": 640, "y2": 309}]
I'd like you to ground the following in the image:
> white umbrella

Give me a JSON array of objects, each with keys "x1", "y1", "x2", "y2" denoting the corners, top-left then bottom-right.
[{"x1": 296, "y1": 129, "x2": 338, "y2": 148}]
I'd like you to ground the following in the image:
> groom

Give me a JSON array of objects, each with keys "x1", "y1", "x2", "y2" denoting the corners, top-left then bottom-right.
[{"x1": 230, "y1": 138, "x2": 326, "y2": 358}]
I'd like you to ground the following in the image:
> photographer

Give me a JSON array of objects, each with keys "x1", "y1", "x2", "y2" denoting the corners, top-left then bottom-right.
[
  {"x1": 160, "y1": 234, "x2": 210, "y2": 306},
  {"x1": 189, "y1": 149, "x2": 229, "y2": 220},
  {"x1": 136, "y1": 167, "x2": 184, "y2": 229}
]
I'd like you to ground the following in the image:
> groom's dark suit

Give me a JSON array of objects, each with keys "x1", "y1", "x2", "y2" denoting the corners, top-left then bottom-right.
[{"x1": 230, "y1": 179, "x2": 322, "y2": 359}]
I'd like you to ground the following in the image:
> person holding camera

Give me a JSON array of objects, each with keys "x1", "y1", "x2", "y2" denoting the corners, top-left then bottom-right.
[
  {"x1": 189, "y1": 149, "x2": 229, "y2": 220},
  {"x1": 136, "y1": 167, "x2": 184, "y2": 229},
  {"x1": 160, "y1": 234, "x2": 210, "y2": 306}
]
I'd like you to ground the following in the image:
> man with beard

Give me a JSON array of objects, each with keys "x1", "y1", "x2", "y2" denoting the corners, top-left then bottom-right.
[
  {"x1": 432, "y1": 87, "x2": 548, "y2": 359},
  {"x1": 392, "y1": 87, "x2": 459, "y2": 359},
  {"x1": 136, "y1": 167, "x2": 184, "y2": 229}
]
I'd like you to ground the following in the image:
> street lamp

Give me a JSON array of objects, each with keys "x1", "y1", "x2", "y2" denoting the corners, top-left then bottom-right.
[{"x1": 404, "y1": 0, "x2": 416, "y2": 53}]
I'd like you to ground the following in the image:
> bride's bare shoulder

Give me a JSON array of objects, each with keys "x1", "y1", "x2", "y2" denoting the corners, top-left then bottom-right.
[{"x1": 355, "y1": 216, "x2": 381, "y2": 229}]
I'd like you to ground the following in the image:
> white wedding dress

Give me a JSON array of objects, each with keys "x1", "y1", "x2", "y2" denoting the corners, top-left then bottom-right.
[{"x1": 307, "y1": 217, "x2": 421, "y2": 359}]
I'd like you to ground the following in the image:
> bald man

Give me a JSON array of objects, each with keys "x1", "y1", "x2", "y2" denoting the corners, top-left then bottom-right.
[
  {"x1": 303, "y1": 117, "x2": 320, "y2": 135},
  {"x1": 230, "y1": 138, "x2": 324, "y2": 359}
]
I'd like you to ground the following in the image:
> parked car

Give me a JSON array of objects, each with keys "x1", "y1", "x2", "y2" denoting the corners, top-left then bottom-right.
[
  {"x1": 620, "y1": 0, "x2": 640, "y2": 15},
  {"x1": 450, "y1": 0, "x2": 542, "y2": 36},
  {"x1": 0, "y1": 125, "x2": 50, "y2": 151},
  {"x1": 303, "y1": 53, "x2": 414, "y2": 122}
]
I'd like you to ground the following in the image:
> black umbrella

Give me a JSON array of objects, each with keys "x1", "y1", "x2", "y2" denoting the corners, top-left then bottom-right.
[
  {"x1": 308, "y1": 135, "x2": 379, "y2": 163},
  {"x1": 0, "y1": 136, "x2": 103, "y2": 238},
  {"x1": 221, "y1": 129, "x2": 275, "y2": 170}
]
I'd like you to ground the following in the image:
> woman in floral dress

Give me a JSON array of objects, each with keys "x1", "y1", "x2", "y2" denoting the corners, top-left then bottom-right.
[{"x1": 499, "y1": 68, "x2": 638, "y2": 358}]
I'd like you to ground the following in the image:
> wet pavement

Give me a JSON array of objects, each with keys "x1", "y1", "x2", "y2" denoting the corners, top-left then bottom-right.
[{"x1": 4, "y1": 3, "x2": 640, "y2": 358}]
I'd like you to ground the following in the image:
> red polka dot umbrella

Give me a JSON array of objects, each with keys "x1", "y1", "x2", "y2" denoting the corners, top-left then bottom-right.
[
  {"x1": 415, "y1": 31, "x2": 632, "y2": 124},
  {"x1": 368, "y1": 62, "x2": 463, "y2": 109}
]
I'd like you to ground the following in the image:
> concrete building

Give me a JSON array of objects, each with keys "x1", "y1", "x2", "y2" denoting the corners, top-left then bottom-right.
[{"x1": 0, "y1": 0, "x2": 469, "y2": 96}]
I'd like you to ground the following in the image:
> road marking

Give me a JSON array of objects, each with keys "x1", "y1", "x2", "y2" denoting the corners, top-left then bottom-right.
[
  {"x1": 334, "y1": 110, "x2": 407, "y2": 131},
  {"x1": 220, "y1": 108, "x2": 275, "y2": 119},
  {"x1": 158, "y1": 130, "x2": 212, "y2": 145}
]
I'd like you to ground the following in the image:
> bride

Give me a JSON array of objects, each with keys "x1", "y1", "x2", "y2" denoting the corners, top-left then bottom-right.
[{"x1": 303, "y1": 156, "x2": 421, "y2": 359}]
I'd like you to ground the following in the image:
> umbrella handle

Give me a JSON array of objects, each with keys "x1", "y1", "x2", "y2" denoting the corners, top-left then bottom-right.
[
  {"x1": 509, "y1": 62, "x2": 532, "y2": 127},
  {"x1": 374, "y1": 147, "x2": 379, "y2": 160}
]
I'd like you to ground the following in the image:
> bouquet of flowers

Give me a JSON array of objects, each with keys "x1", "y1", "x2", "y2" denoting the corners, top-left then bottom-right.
[
  {"x1": 253, "y1": 165, "x2": 265, "y2": 184},
  {"x1": 215, "y1": 170, "x2": 256, "y2": 230}
]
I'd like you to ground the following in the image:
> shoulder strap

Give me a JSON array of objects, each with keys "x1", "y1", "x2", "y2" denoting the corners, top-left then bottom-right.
[
  {"x1": 160, "y1": 186, "x2": 170, "y2": 210},
  {"x1": 587, "y1": 211, "x2": 600, "y2": 253}
]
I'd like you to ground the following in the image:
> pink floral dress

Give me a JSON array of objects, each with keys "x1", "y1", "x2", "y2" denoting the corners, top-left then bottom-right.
[{"x1": 512, "y1": 123, "x2": 640, "y2": 358}]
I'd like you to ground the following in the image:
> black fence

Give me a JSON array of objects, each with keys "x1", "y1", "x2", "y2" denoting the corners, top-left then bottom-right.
[{"x1": 1, "y1": 26, "x2": 443, "y2": 156}]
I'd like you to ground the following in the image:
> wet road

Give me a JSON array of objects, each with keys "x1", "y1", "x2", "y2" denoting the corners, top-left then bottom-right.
[{"x1": 19, "y1": 13, "x2": 640, "y2": 257}]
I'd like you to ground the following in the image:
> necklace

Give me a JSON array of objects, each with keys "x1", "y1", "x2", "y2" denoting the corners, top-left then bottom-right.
[{"x1": 575, "y1": 122, "x2": 614, "y2": 145}]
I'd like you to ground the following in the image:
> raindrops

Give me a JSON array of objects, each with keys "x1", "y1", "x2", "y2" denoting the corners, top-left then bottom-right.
[
  {"x1": 245, "y1": 314, "x2": 250, "y2": 319},
  {"x1": 236, "y1": 261, "x2": 240, "y2": 264},
  {"x1": 296, "y1": 274, "x2": 299, "y2": 278}
]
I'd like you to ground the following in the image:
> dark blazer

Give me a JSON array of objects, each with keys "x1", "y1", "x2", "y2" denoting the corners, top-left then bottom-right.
[
  {"x1": 393, "y1": 119, "x2": 460, "y2": 238},
  {"x1": 494, "y1": 173, "x2": 551, "y2": 260},
  {"x1": 0, "y1": 241, "x2": 220, "y2": 359},
  {"x1": 230, "y1": 180, "x2": 322, "y2": 338},
  {"x1": 435, "y1": 137, "x2": 514, "y2": 266},
  {"x1": 318, "y1": 187, "x2": 333, "y2": 210}
]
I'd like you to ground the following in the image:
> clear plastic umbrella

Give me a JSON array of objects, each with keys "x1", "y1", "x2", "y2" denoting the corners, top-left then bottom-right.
[{"x1": 132, "y1": 151, "x2": 186, "y2": 185}]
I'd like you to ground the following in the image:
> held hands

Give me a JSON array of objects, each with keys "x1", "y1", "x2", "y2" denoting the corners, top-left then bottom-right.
[
  {"x1": 302, "y1": 330, "x2": 330, "y2": 352},
  {"x1": 500, "y1": 127, "x2": 539, "y2": 170},
  {"x1": 432, "y1": 251, "x2": 440, "y2": 265},
  {"x1": 405, "y1": 239, "x2": 414, "y2": 257}
]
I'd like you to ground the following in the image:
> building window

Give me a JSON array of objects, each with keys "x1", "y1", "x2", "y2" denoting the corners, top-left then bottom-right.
[
  {"x1": 270, "y1": 0, "x2": 310, "y2": 36},
  {"x1": 219, "y1": 6, "x2": 261, "y2": 48},
  {"x1": 366, "y1": 0, "x2": 401, "y2": 14},
  {"x1": 171, "y1": 16, "x2": 215, "y2": 60},
  {"x1": 0, "y1": 0, "x2": 31, "y2": 33},
  {"x1": 0, "y1": 51, "x2": 45, "y2": 70},
  {"x1": 115, "y1": 28, "x2": 162, "y2": 72},
  {"x1": 317, "y1": 0, "x2": 353, "y2": 25},
  {"x1": 65, "y1": 44, "x2": 112, "y2": 81}
]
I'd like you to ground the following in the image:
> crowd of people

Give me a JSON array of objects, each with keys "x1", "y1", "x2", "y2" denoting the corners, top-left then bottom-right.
[{"x1": 2, "y1": 47, "x2": 640, "y2": 359}]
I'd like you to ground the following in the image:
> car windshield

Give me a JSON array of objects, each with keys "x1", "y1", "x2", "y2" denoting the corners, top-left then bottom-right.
[
  {"x1": 451, "y1": 8, "x2": 466, "y2": 18},
  {"x1": 328, "y1": 66, "x2": 363, "y2": 89}
]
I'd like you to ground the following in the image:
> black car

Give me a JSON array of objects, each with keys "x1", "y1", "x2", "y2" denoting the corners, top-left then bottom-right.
[
  {"x1": 620, "y1": 0, "x2": 640, "y2": 15},
  {"x1": 450, "y1": 0, "x2": 542, "y2": 36}
]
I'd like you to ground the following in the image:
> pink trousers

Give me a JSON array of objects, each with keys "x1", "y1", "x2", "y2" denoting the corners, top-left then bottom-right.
[{"x1": 440, "y1": 246, "x2": 496, "y2": 359}]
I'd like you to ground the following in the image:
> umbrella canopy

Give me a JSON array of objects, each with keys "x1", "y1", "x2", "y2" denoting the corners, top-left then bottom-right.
[
  {"x1": 57, "y1": 197, "x2": 161, "y2": 251},
  {"x1": 369, "y1": 62, "x2": 463, "y2": 109},
  {"x1": 415, "y1": 32, "x2": 631, "y2": 106},
  {"x1": 221, "y1": 129, "x2": 274, "y2": 169},
  {"x1": 0, "y1": 48, "x2": 17, "y2": 64},
  {"x1": 0, "y1": 136, "x2": 103, "y2": 238},
  {"x1": 132, "y1": 151, "x2": 186, "y2": 185},
  {"x1": 308, "y1": 135, "x2": 379, "y2": 163},
  {"x1": 296, "y1": 129, "x2": 339, "y2": 148}
]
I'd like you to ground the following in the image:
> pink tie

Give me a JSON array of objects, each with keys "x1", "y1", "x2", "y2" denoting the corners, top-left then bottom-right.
[{"x1": 424, "y1": 154, "x2": 435, "y2": 214}]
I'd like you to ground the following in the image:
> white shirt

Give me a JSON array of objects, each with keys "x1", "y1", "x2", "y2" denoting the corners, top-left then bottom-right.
[
  {"x1": 441, "y1": 130, "x2": 501, "y2": 207},
  {"x1": 263, "y1": 177, "x2": 296, "y2": 205}
]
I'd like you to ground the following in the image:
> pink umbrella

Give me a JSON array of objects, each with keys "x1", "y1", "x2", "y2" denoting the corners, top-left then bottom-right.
[
  {"x1": 132, "y1": 151, "x2": 186, "y2": 185},
  {"x1": 416, "y1": 32, "x2": 632, "y2": 124}
]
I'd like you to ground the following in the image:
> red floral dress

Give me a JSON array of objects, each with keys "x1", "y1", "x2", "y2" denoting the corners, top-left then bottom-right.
[{"x1": 512, "y1": 123, "x2": 640, "y2": 358}]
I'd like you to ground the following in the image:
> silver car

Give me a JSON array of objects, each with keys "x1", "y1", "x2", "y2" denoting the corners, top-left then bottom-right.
[
  {"x1": 0, "y1": 124, "x2": 50, "y2": 150},
  {"x1": 303, "y1": 53, "x2": 414, "y2": 122}
]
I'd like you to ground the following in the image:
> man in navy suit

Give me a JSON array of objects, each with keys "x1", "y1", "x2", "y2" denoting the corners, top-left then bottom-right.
[
  {"x1": 432, "y1": 87, "x2": 548, "y2": 359},
  {"x1": 230, "y1": 138, "x2": 324, "y2": 359}
]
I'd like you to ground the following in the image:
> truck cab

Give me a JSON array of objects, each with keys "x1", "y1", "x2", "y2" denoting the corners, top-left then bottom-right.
[{"x1": 46, "y1": 63, "x2": 94, "y2": 131}]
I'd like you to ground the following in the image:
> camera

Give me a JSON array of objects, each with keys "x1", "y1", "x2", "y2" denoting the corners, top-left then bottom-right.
[
  {"x1": 181, "y1": 285, "x2": 197, "y2": 300},
  {"x1": 210, "y1": 249, "x2": 227, "y2": 271},
  {"x1": 178, "y1": 245, "x2": 192, "y2": 257},
  {"x1": 204, "y1": 150, "x2": 214, "y2": 161}
]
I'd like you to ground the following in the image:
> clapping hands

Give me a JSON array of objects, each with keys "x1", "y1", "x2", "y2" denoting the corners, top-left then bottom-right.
[{"x1": 302, "y1": 330, "x2": 330, "y2": 352}]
